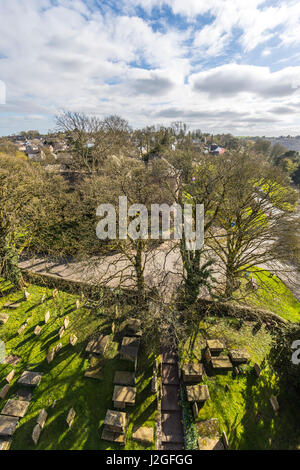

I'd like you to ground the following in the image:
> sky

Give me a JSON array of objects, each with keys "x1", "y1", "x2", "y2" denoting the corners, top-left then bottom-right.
[{"x1": 1, "y1": 0, "x2": 300, "y2": 136}]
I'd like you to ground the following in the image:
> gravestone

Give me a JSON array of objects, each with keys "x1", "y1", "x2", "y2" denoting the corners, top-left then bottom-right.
[
  {"x1": 229, "y1": 349, "x2": 250, "y2": 364},
  {"x1": 211, "y1": 356, "x2": 233, "y2": 371},
  {"x1": 192, "y1": 402, "x2": 198, "y2": 420},
  {"x1": 0, "y1": 384, "x2": 10, "y2": 400},
  {"x1": 32, "y1": 424, "x2": 42, "y2": 445},
  {"x1": 182, "y1": 363, "x2": 204, "y2": 383},
  {"x1": 254, "y1": 363, "x2": 261, "y2": 377},
  {"x1": 270, "y1": 395, "x2": 279, "y2": 413},
  {"x1": 44, "y1": 311, "x2": 50, "y2": 324},
  {"x1": 85, "y1": 335, "x2": 109, "y2": 355},
  {"x1": 76, "y1": 300, "x2": 80, "y2": 310},
  {"x1": 204, "y1": 347, "x2": 212, "y2": 364},
  {"x1": 186, "y1": 384, "x2": 210, "y2": 403},
  {"x1": 63, "y1": 317, "x2": 70, "y2": 329},
  {"x1": 46, "y1": 348, "x2": 55, "y2": 364},
  {"x1": 101, "y1": 427, "x2": 126, "y2": 445},
  {"x1": 198, "y1": 437, "x2": 225, "y2": 450},
  {"x1": 113, "y1": 385, "x2": 136, "y2": 408},
  {"x1": 0, "y1": 437, "x2": 12, "y2": 450},
  {"x1": 55, "y1": 343, "x2": 63, "y2": 354},
  {"x1": 69, "y1": 334, "x2": 78, "y2": 346},
  {"x1": 18, "y1": 324, "x2": 27, "y2": 335},
  {"x1": 59, "y1": 326, "x2": 65, "y2": 339},
  {"x1": 104, "y1": 409, "x2": 127, "y2": 433},
  {"x1": 222, "y1": 431, "x2": 229, "y2": 449},
  {"x1": 41, "y1": 294, "x2": 46, "y2": 303},
  {"x1": 37, "y1": 409, "x2": 48, "y2": 429},
  {"x1": 6, "y1": 370, "x2": 15, "y2": 384},
  {"x1": 206, "y1": 339, "x2": 225, "y2": 354},
  {"x1": 52, "y1": 289, "x2": 58, "y2": 298},
  {"x1": 66, "y1": 408, "x2": 76, "y2": 428},
  {"x1": 24, "y1": 291, "x2": 30, "y2": 301},
  {"x1": 0, "y1": 314, "x2": 9, "y2": 325},
  {"x1": 34, "y1": 325, "x2": 42, "y2": 336},
  {"x1": 16, "y1": 388, "x2": 33, "y2": 402}
]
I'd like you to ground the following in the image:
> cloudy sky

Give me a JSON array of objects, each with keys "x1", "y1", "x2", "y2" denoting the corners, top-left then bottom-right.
[{"x1": 1, "y1": 0, "x2": 300, "y2": 136}]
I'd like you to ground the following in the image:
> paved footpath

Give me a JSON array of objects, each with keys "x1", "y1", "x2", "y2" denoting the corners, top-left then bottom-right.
[{"x1": 160, "y1": 346, "x2": 184, "y2": 450}]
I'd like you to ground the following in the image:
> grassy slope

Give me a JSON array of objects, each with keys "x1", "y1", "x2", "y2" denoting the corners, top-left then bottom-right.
[
  {"x1": 180, "y1": 319, "x2": 300, "y2": 450},
  {"x1": 239, "y1": 267, "x2": 300, "y2": 322},
  {"x1": 0, "y1": 280, "x2": 157, "y2": 450}
]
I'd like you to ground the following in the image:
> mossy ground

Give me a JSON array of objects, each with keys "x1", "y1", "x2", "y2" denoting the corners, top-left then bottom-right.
[{"x1": 0, "y1": 280, "x2": 157, "y2": 450}]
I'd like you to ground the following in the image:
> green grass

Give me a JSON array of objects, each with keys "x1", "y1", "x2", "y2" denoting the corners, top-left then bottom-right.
[
  {"x1": 0, "y1": 280, "x2": 157, "y2": 450},
  {"x1": 180, "y1": 318, "x2": 300, "y2": 450},
  {"x1": 239, "y1": 267, "x2": 300, "y2": 323}
]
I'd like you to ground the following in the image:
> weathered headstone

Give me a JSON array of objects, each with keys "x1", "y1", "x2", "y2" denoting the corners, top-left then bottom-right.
[
  {"x1": 0, "y1": 384, "x2": 10, "y2": 400},
  {"x1": 6, "y1": 369, "x2": 15, "y2": 383},
  {"x1": 24, "y1": 291, "x2": 30, "y2": 301},
  {"x1": 54, "y1": 343, "x2": 63, "y2": 355},
  {"x1": 59, "y1": 326, "x2": 65, "y2": 339},
  {"x1": 44, "y1": 311, "x2": 50, "y2": 324},
  {"x1": 52, "y1": 289, "x2": 58, "y2": 298},
  {"x1": 36, "y1": 409, "x2": 48, "y2": 429},
  {"x1": 46, "y1": 348, "x2": 56, "y2": 364},
  {"x1": 0, "y1": 416, "x2": 19, "y2": 437},
  {"x1": 34, "y1": 325, "x2": 42, "y2": 336},
  {"x1": 254, "y1": 363, "x2": 261, "y2": 377},
  {"x1": 0, "y1": 437, "x2": 12, "y2": 450},
  {"x1": 1, "y1": 399, "x2": 30, "y2": 418},
  {"x1": 18, "y1": 371, "x2": 42, "y2": 388},
  {"x1": 18, "y1": 323, "x2": 27, "y2": 335},
  {"x1": 192, "y1": 402, "x2": 198, "y2": 420},
  {"x1": 66, "y1": 408, "x2": 76, "y2": 428},
  {"x1": 76, "y1": 300, "x2": 80, "y2": 310},
  {"x1": 41, "y1": 294, "x2": 46, "y2": 303},
  {"x1": 69, "y1": 334, "x2": 78, "y2": 346},
  {"x1": 222, "y1": 431, "x2": 229, "y2": 449},
  {"x1": 32, "y1": 424, "x2": 42, "y2": 445},
  {"x1": 0, "y1": 314, "x2": 9, "y2": 325},
  {"x1": 63, "y1": 316, "x2": 70, "y2": 329},
  {"x1": 270, "y1": 395, "x2": 279, "y2": 413}
]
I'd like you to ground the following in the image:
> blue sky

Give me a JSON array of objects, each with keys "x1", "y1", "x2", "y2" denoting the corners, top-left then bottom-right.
[{"x1": 0, "y1": 0, "x2": 300, "y2": 136}]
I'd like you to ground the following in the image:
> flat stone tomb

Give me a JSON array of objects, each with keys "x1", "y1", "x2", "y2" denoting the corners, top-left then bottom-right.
[
  {"x1": 132, "y1": 426, "x2": 154, "y2": 444},
  {"x1": 229, "y1": 349, "x2": 251, "y2": 364},
  {"x1": 120, "y1": 337, "x2": 140, "y2": 362},
  {"x1": 211, "y1": 356, "x2": 233, "y2": 371},
  {"x1": 16, "y1": 387, "x2": 33, "y2": 402},
  {"x1": 198, "y1": 437, "x2": 225, "y2": 450},
  {"x1": 104, "y1": 409, "x2": 127, "y2": 433},
  {"x1": 101, "y1": 427, "x2": 126, "y2": 445},
  {"x1": 85, "y1": 334, "x2": 109, "y2": 355},
  {"x1": 182, "y1": 363, "x2": 204, "y2": 383},
  {"x1": 0, "y1": 415, "x2": 19, "y2": 437},
  {"x1": 17, "y1": 371, "x2": 42, "y2": 388},
  {"x1": 1, "y1": 399, "x2": 30, "y2": 418},
  {"x1": 206, "y1": 339, "x2": 225, "y2": 354},
  {"x1": 113, "y1": 385, "x2": 136, "y2": 408},
  {"x1": 186, "y1": 384, "x2": 210, "y2": 403},
  {"x1": 0, "y1": 313, "x2": 9, "y2": 325},
  {"x1": 114, "y1": 371, "x2": 136, "y2": 386}
]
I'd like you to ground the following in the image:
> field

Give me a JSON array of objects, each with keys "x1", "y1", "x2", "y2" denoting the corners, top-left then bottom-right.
[{"x1": 0, "y1": 280, "x2": 157, "y2": 450}]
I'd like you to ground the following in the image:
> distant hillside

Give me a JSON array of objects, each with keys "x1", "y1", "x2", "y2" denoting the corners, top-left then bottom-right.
[{"x1": 258, "y1": 136, "x2": 300, "y2": 152}]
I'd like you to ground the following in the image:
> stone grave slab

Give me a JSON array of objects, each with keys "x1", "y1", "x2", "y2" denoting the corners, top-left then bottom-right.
[
  {"x1": 113, "y1": 385, "x2": 136, "y2": 408},
  {"x1": 270, "y1": 395, "x2": 279, "y2": 413},
  {"x1": 120, "y1": 337, "x2": 140, "y2": 362},
  {"x1": 104, "y1": 409, "x2": 127, "y2": 433},
  {"x1": 44, "y1": 311, "x2": 50, "y2": 324},
  {"x1": 114, "y1": 371, "x2": 136, "y2": 386},
  {"x1": 211, "y1": 356, "x2": 233, "y2": 371},
  {"x1": 59, "y1": 326, "x2": 65, "y2": 339},
  {"x1": 161, "y1": 385, "x2": 180, "y2": 411},
  {"x1": 206, "y1": 339, "x2": 225, "y2": 354},
  {"x1": 4, "y1": 355, "x2": 21, "y2": 366},
  {"x1": 0, "y1": 314, "x2": 9, "y2": 325},
  {"x1": 0, "y1": 385, "x2": 10, "y2": 400},
  {"x1": 101, "y1": 426, "x2": 126, "y2": 445},
  {"x1": 18, "y1": 371, "x2": 42, "y2": 388},
  {"x1": 18, "y1": 324, "x2": 27, "y2": 335},
  {"x1": 186, "y1": 384, "x2": 210, "y2": 403},
  {"x1": 0, "y1": 415, "x2": 19, "y2": 437},
  {"x1": 63, "y1": 317, "x2": 70, "y2": 329},
  {"x1": 198, "y1": 437, "x2": 225, "y2": 450},
  {"x1": 3, "y1": 303, "x2": 20, "y2": 309},
  {"x1": 162, "y1": 364, "x2": 179, "y2": 385},
  {"x1": 132, "y1": 426, "x2": 154, "y2": 444},
  {"x1": 16, "y1": 388, "x2": 33, "y2": 402},
  {"x1": 1, "y1": 399, "x2": 30, "y2": 418},
  {"x1": 229, "y1": 349, "x2": 250, "y2": 364},
  {"x1": 85, "y1": 335, "x2": 109, "y2": 355},
  {"x1": 182, "y1": 363, "x2": 204, "y2": 383},
  {"x1": 34, "y1": 325, "x2": 42, "y2": 336},
  {"x1": 0, "y1": 437, "x2": 12, "y2": 450}
]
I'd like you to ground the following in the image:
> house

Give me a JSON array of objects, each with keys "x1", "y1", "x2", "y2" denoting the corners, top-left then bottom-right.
[{"x1": 209, "y1": 144, "x2": 226, "y2": 155}]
